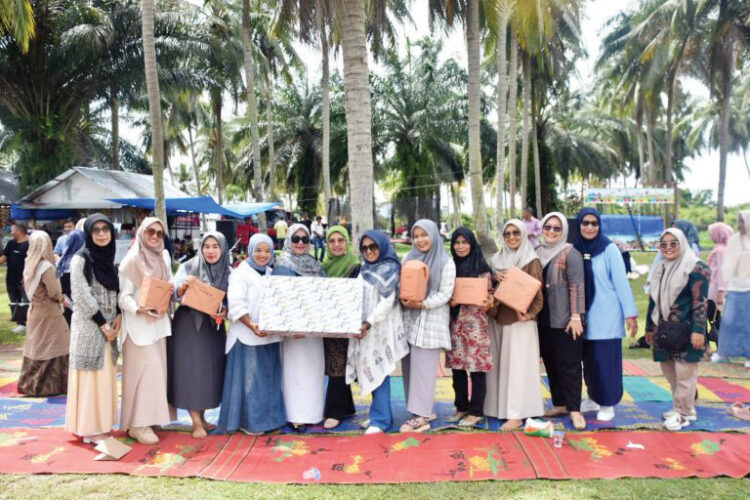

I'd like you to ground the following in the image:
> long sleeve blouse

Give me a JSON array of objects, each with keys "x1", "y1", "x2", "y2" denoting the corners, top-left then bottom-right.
[
  {"x1": 402, "y1": 259, "x2": 456, "y2": 350},
  {"x1": 225, "y1": 261, "x2": 281, "y2": 352}
]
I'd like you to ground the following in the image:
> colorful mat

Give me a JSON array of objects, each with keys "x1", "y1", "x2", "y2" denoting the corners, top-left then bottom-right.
[
  {"x1": 0, "y1": 428, "x2": 747, "y2": 482},
  {"x1": 623, "y1": 357, "x2": 750, "y2": 379}
]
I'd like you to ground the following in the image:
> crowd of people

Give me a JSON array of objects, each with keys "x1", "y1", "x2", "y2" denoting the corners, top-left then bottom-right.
[{"x1": 1, "y1": 206, "x2": 749, "y2": 445}]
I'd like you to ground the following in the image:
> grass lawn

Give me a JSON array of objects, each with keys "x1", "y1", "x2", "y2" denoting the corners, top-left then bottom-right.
[{"x1": 0, "y1": 254, "x2": 747, "y2": 498}]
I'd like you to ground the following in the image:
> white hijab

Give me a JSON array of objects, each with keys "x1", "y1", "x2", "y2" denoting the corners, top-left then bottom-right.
[
  {"x1": 722, "y1": 209, "x2": 750, "y2": 284},
  {"x1": 491, "y1": 219, "x2": 539, "y2": 272},
  {"x1": 537, "y1": 212, "x2": 571, "y2": 268},
  {"x1": 649, "y1": 228, "x2": 699, "y2": 325}
]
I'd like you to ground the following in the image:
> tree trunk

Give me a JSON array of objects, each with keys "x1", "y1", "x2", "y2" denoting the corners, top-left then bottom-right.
[
  {"x1": 242, "y1": 0, "x2": 266, "y2": 231},
  {"x1": 187, "y1": 123, "x2": 206, "y2": 230},
  {"x1": 645, "y1": 106, "x2": 656, "y2": 187},
  {"x1": 340, "y1": 0, "x2": 374, "y2": 246},
  {"x1": 635, "y1": 97, "x2": 645, "y2": 185},
  {"x1": 141, "y1": 0, "x2": 166, "y2": 225},
  {"x1": 450, "y1": 183, "x2": 462, "y2": 230},
  {"x1": 494, "y1": 7, "x2": 508, "y2": 235},
  {"x1": 717, "y1": 55, "x2": 731, "y2": 221},
  {"x1": 466, "y1": 0, "x2": 493, "y2": 252},
  {"x1": 318, "y1": 2, "x2": 332, "y2": 203},
  {"x1": 263, "y1": 71, "x2": 277, "y2": 200},
  {"x1": 110, "y1": 92, "x2": 119, "y2": 170},
  {"x1": 666, "y1": 69, "x2": 676, "y2": 217},
  {"x1": 213, "y1": 93, "x2": 224, "y2": 204},
  {"x1": 531, "y1": 92, "x2": 542, "y2": 219},
  {"x1": 520, "y1": 52, "x2": 531, "y2": 212},
  {"x1": 507, "y1": 32, "x2": 519, "y2": 218}
]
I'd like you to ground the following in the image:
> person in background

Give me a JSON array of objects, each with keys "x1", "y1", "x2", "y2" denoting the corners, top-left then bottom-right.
[
  {"x1": 57, "y1": 230, "x2": 86, "y2": 326},
  {"x1": 75, "y1": 218, "x2": 86, "y2": 231},
  {"x1": 672, "y1": 219, "x2": 701, "y2": 255},
  {"x1": 718, "y1": 210, "x2": 750, "y2": 368},
  {"x1": 53, "y1": 218, "x2": 76, "y2": 263},
  {"x1": 321, "y1": 226, "x2": 361, "y2": 429},
  {"x1": 311, "y1": 216, "x2": 326, "y2": 261},
  {"x1": 574, "y1": 208, "x2": 638, "y2": 422},
  {"x1": 273, "y1": 216, "x2": 288, "y2": 250},
  {"x1": 301, "y1": 212, "x2": 312, "y2": 231},
  {"x1": 522, "y1": 207, "x2": 542, "y2": 249},
  {"x1": 65, "y1": 214, "x2": 121, "y2": 444},
  {"x1": 646, "y1": 228, "x2": 709, "y2": 430},
  {"x1": 0, "y1": 222, "x2": 30, "y2": 333},
  {"x1": 615, "y1": 241, "x2": 632, "y2": 274},
  {"x1": 706, "y1": 222, "x2": 734, "y2": 362},
  {"x1": 18, "y1": 231, "x2": 70, "y2": 396}
]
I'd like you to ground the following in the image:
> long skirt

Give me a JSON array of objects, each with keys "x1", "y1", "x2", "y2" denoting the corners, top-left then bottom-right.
[
  {"x1": 282, "y1": 337, "x2": 325, "y2": 424},
  {"x1": 18, "y1": 355, "x2": 68, "y2": 396},
  {"x1": 215, "y1": 342, "x2": 286, "y2": 434},
  {"x1": 582, "y1": 338, "x2": 623, "y2": 407},
  {"x1": 120, "y1": 336, "x2": 171, "y2": 430},
  {"x1": 484, "y1": 320, "x2": 544, "y2": 420},
  {"x1": 65, "y1": 343, "x2": 117, "y2": 437},
  {"x1": 540, "y1": 325, "x2": 583, "y2": 412},
  {"x1": 167, "y1": 307, "x2": 225, "y2": 411},
  {"x1": 718, "y1": 291, "x2": 750, "y2": 358},
  {"x1": 401, "y1": 345, "x2": 441, "y2": 417}
]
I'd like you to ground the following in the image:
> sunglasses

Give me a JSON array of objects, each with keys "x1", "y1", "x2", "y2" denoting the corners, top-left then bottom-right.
[
  {"x1": 503, "y1": 230, "x2": 521, "y2": 238},
  {"x1": 91, "y1": 226, "x2": 111, "y2": 235},
  {"x1": 581, "y1": 220, "x2": 599, "y2": 228},
  {"x1": 360, "y1": 243, "x2": 379, "y2": 253},
  {"x1": 659, "y1": 241, "x2": 680, "y2": 250},
  {"x1": 543, "y1": 225, "x2": 563, "y2": 233},
  {"x1": 291, "y1": 235, "x2": 310, "y2": 244},
  {"x1": 145, "y1": 227, "x2": 164, "y2": 238}
]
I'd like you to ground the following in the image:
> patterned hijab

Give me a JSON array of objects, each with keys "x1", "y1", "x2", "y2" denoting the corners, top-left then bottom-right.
[
  {"x1": 537, "y1": 212, "x2": 571, "y2": 268},
  {"x1": 275, "y1": 224, "x2": 325, "y2": 277},
  {"x1": 322, "y1": 225, "x2": 359, "y2": 278},
  {"x1": 119, "y1": 217, "x2": 170, "y2": 286},
  {"x1": 57, "y1": 229, "x2": 85, "y2": 278},
  {"x1": 404, "y1": 219, "x2": 451, "y2": 294},
  {"x1": 23, "y1": 231, "x2": 55, "y2": 297},
  {"x1": 672, "y1": 219, "x2": 701, "y2": 251},
  {"x1": 247, "y1": 233, "x2": 275, "y2": 274},
  {"x1": 650, "y1": 228, "x2": 700, "y2": 325},
  {"x1": 360, "y1": 229, "x2": 401, "y2": 298},
  {"x1": 491, "y1": 219, "x2": 539, "y2": 271}
]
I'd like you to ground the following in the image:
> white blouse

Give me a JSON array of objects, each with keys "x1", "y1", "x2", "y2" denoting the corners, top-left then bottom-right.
[
  {"x1": 117, "y1": 250, "x2": 173, "y2": 347},
  {"x1": 225, "y1": 261, "x2": 281, "y2": 352}
]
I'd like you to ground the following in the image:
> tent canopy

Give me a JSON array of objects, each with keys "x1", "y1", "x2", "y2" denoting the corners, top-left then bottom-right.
[{"x1": 108, "y1": 197, "x2": 281, "y2": 219}]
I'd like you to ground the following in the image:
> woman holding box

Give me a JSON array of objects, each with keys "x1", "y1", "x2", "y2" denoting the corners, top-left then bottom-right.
[
  {"x1": 65, "y1": 214, "x2": 121, "y2": 443},
  {"x1": 274, "y1": 224, "x2": 326, "y2": 431},
  {"x1": 216, "y1": 233, "x2": 286, "y2": 435},
  {"x1": 574, "y1": 208, "x2": 638, "y2": 422},
  {"x1": 484, "y1": 220, "x2": 544, "y2": 430},
  {"x1": 118, "y1": 217, "x2": 174, "y2": 445},
  {"x1": 169, "y1": 232, "x2": 231, "y2": 438},
  {"x1": 347, "y1": 230, "x2": 409, "y2": 434},
  {"x1": 446, "y1": 227, "x2": 493, "y2": 427},
  {"x1": 536, "y1": 212, "x2": 587, "y2": 430},
  {"x1": 400, "y1": 219, "x2": 456, "y2": 433},
  {"x1": 321, "y1": 225, "x2": 361, "y2": 429}
]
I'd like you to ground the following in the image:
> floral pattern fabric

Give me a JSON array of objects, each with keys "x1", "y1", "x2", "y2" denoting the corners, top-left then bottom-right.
[{"x1": 446, "y1": 305, "x2": 492, "y2": 372}]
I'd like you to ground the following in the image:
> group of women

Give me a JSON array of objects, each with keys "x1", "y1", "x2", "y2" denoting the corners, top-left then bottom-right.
[{"x1": 13, "y1": 207, "x2": 750, "y2": 442}]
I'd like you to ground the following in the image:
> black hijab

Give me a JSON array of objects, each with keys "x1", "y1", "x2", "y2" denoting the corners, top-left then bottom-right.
[
  {"x1": 450, "y1": 227, "x2": 491, "y2": 317},
  {"x1": 80, "y1": 213, "x2": 119, "y2": 292}
]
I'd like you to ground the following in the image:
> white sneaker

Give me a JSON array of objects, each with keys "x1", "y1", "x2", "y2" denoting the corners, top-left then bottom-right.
[
  {"x1": 710, "y1": 353, "x2": 727, "y2": 363},
  {"x1": 664, "y1": 413, "x2": 690, "y2": 431},
  {"x1": 745, "y1": 360, "x2": 750, "y2": 368},
  {"x1": 359, "y1": 419, "x2": 370, "y2": 429},
  {"x1": 580, "y1": 399, "x2": 601, "y2": 413},
  {"x1": 662, "y1": 409, "x2": 697, "y2": 421},
  {"x1": 596, "y1": 406, "x2": 615, "y2": 421},
  {"x1": 11, "y1": 325, "x2": 25, "y2": 334},
  {"x1": 364, "y1": 426, "x2": 383, "y2": 435}
]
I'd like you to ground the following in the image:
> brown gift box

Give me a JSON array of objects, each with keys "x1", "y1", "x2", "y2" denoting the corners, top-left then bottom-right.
[
  {"x1": 400, "y1": 261, "x2": 429, "y2": 302},
  {"x1": 452, "y1": 277, "x2": 490, "y2": 306},
  {"x1": 137, "y1": 276, "x2": 172, "y2": 313},
  {"x1": 182, "y1": 279, "x2": 225, "y2": 316},
  {"x1": 493, "y1": 266, "x2": 542, "y2": 313}
]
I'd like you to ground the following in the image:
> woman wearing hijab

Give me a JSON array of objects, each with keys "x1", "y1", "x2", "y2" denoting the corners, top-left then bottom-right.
[
  {"x1": 536, "y1": 213, "x2": 587, "y2": 430},
  {"x1": 321, "y1": 225, "x2": 361, "y2": 429},
  {"x1": 347, "y1": 230, "x2": 409, "y2": 434},
  {"x1": 216, "y1": 233, "x2": 286, "y2": 435},
  {"x1": 645, "y1": 228, "x2": 709, "y2": 430},
  {"x1": 169, "y1": 232, "x2": 231, "y2": 439},
  {"x1": 484, "y1": 220, "x2": 544, "y2": 430},
  {"x1": 65, "y1": 214, "x2": 121, "y2": 443},
  {"x1": 706, "y1": 222, "x2": 734, "y2": 362},
  {"x1": 672, "y1": 219, "x2": 701, "y2": 255},
  {"x1": 118, "y1": 217, "x2": 174, "y2": 445},
  {"x1": 274, "y1": 224, "x2": 326, "y2": 431},
  {"x1": 718, "y1": 210, "x2": 750, "y2": 367},
  {"x1": 574, "y1": 208, "x2": 638, "y2": 422},
  {"x1": 400, "y1": 219, "x2": 456, "y2": 433},
  {"x1": 18, "y1": 231, "x2": 70, "y2": 396},
  {"x1": 57, "y1": 229, "x2": 85, "y2": 326},
  {"x1": 446, "y1": 227, "x2": 493, "y2": 427}
]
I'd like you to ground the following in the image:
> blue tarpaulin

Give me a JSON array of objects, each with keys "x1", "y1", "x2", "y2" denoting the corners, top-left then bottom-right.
[
  {"x1": 108, "y1": 197, "x2": 281, "y2": 219},
  {"x1": 10, "y1": 204, "x2": 74, "y2": 220},
  {"x1": 222, "y1": 202, "x2": 282, "y2": 217},
  {"x1": 600, "y1": 214, "x2": 664, "y2": 238}
]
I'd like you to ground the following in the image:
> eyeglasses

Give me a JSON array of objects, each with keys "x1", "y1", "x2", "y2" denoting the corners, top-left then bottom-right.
[
  {"x1": 91, "y1": 226, "x2": 111, "y2": 235},
  {"x1": 659, "y1": 241, "x2": 680, "y2": 250},
  {"x1": 291, "y1": 235, "x2": 310, "y2": 244},
  {"x1": 543, "y1": 225, "x2": 563, "y2": 233},
  {"x1": 581, "y1": 220, "x2": 599, "y2": 228},
  {"x1": 145, "y1": 227, "x2": 163, "y2": 238},
  {"x1": 360, "y1": 243, "x2": 379, "y2": 253},
  {"x1": 328, "y1": 237, "x2": 346, "y2": 245},
  {"x1": 503, "y1": 230, "x2": 521, "y2": 238}
]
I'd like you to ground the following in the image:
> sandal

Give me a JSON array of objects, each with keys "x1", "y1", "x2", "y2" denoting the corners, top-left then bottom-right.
[
  {"x1": 570, "y1": 411, "x2": 586, "y2": 430},
  {"x1": 323, "y1": 418, "x2": 340, "y2": 429},
  {"x1": 457, "y1": 415, "x2": 483, "y2": 427},
  {"x1": 447, "y1": 411, "x2": 468, "y2": 423},
  {"x1": 729, "y1": 403, "x2": 750, "y2": 422},
  {"x1": 399, "y1": 416, "x2": 430, "y2": 433},
  {"x1": 664, "y1": 413, "x2": 690, "y2": 431},
  {"x1": 543, "y1": 406, "x2": 568, "y2": 418}
]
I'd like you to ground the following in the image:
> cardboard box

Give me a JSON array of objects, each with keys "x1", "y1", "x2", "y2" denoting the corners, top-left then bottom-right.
[
  {"x1": 452, "y1": 277, "x2": 490, "y2": 306},
  {"x1": 182, "y1": 279, "x2": 225, "y2": 316},
  {"x1": 137, "y1": 276, "x2": 172, "y2": 313},
  {"x1": 400, "y1": 261, "x2": 429, "y2": 302},
  {"x1": 493, "y1": 266, "x2": 542, "y2": 313}
]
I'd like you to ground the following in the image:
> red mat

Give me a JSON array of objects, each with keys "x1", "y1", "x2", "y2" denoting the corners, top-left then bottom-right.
[{"x1": 0, "y1": 428, "x2": 748, "y2": 482}]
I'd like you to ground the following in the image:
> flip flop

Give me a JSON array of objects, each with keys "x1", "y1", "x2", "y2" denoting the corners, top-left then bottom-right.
[{"x1": 729, "y1": 403, "x2": 750, "y2": 422}]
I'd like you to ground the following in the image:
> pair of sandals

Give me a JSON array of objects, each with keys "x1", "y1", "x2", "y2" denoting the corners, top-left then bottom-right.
[
  {"x1": 543, "y1": 407, "x2": 586, "y2": 430},
  {"x1": 447, "y1": 411, "x2": 484, "y2": 427},
  {"x1": 729, "y1": 403, "x2": 750, "y2": 421}
]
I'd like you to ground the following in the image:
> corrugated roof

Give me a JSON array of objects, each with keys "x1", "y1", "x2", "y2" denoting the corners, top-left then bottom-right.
[{"x1": 0, "y1": 170, "x2": 19, "y2": 203}]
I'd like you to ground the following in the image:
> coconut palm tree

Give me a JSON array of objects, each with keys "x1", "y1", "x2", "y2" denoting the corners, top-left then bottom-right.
[{"x1": 0, "y1": 0, "x2": 34, "y2": 52}]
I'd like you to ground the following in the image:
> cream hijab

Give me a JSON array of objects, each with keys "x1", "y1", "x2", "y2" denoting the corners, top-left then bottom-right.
[
  {"x1": 491, "y1": 219, "x2": 539, "y2": 272},
  {"x1": 537, "y1": 212, "x2": 571, "y2": 267},
  {"x1": 722, "y1": 209, "x2": 750, "y2": 283},
  {"x1": 649, "y1": 228, "x2": 700, "y2": 325},
  {"x1": 23, "y1": 231, "x2": 55, "y2": 297},
  {"x1": 119, "y1": 217, "x2": 170, "y2": 286}
]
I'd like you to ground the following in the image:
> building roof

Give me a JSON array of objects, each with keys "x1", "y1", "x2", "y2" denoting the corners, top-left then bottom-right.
[{"x1": 0, "y1": 170, "x2": 19, "y2": 204}]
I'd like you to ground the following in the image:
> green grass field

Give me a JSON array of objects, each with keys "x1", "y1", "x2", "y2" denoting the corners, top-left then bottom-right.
[{"x1": 0, "y1": 258, "x2": 747, "y2": 498}]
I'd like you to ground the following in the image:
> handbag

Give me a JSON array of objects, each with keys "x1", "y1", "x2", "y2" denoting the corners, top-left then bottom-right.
[{"x1": 655, "y1": 318, "x2": 690, "y2": 353}]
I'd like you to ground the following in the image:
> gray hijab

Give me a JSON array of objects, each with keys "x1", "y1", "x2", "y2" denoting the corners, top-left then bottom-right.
[
  {"x1": 403, "y1": 219, "x2": 451, "y2": 294},
  {"x1": 182, "y1": 231, "x2": 232, "y2": 328}
]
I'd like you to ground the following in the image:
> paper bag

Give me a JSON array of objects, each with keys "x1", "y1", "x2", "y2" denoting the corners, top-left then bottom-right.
[
  {"x1": 182, "y1": 279, "x2": 225, "y2": 316},
  {"x1": 400, "y1": 261, "x2": 429, "y2": 302},
  {"x1": 93, "y1": 436, "x2": 132, "y2": 461},
  {"x1": 452, "y1": 277, "x2": 490, "y2": 306},
  {"x1": 493, "y1": 266, "x2": 542, "y2": 313},
  {"x1": 137, "y1": 276, "x2": 172, "y2": 313}
]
